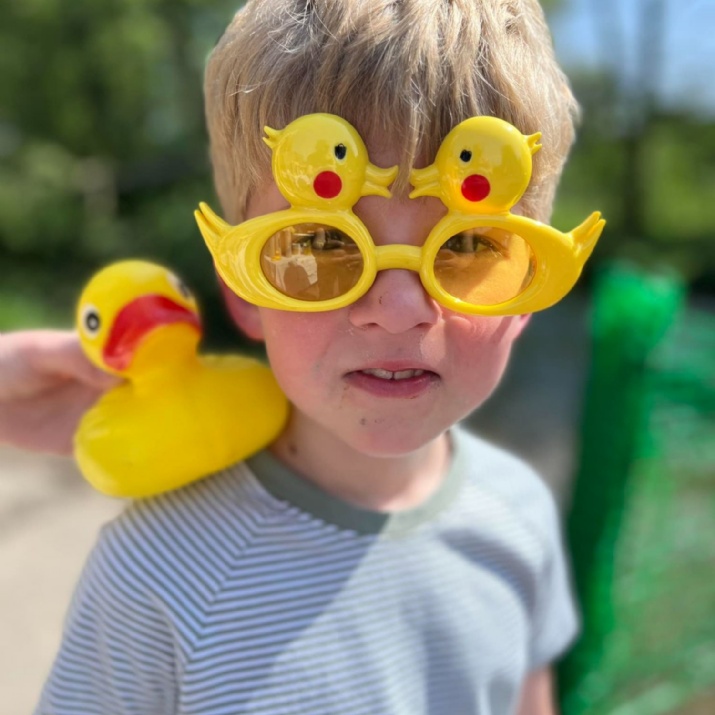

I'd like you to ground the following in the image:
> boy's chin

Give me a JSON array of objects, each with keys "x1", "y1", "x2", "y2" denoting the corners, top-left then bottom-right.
[{"x1": 336, "y1": 419, "x2": 451, "y2": 459}]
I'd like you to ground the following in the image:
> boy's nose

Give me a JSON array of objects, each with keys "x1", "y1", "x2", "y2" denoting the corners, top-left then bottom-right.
[{"x1": 348, "y1": 268, "x2": 439, "y2": 334}]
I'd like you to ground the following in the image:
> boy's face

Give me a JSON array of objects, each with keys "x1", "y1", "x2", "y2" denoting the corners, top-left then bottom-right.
[{"x1": 227, "y1": 143, "x2": 530, "y2": 458}]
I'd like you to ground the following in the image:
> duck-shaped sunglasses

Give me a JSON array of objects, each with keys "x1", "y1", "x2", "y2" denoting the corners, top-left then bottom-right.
[{"x1": 196, "y1": 113, "x2": 605, "y2": 316}]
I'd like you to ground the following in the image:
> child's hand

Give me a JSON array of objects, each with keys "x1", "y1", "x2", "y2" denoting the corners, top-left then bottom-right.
[{"x1": 0, "y1": 330, "x2": 122, "y2": 455}]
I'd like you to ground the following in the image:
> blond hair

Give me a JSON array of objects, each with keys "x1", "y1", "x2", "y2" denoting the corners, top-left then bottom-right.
[{"x1": 205, "y1": 0, "x2": 578, "y2": 223}]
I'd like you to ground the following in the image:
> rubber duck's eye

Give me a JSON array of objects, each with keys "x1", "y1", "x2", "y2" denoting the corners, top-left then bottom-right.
[
  {"x1": 168, "y1": 273, "x2": 192, "y2": 300},
  {"x1": 460, "y1": 149, "x2": 472, "y2": 163},
  {"x1": 82, "y1": 306, "x2": 101, "y2": 337},
  {"x1": 334, "y1": 144, "x2": 347, "y2": 160}
]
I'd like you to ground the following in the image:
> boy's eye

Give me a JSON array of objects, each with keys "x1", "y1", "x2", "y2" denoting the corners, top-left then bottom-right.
[
  {"x1": 442, "y1": 230, "x2": 501, "y2": 255},
  {"x1": 459, "y1": 149, "x2": 472, "y2": 163},
  {"x1": 263, "y1": 224, "x2": 360, "y2": 258},
  {"x1": 334, "y1": 144, "x2": 347, "y2": 160},
  {"x1": 297, "y1": 226, "x2": 355, "y2": 251}
]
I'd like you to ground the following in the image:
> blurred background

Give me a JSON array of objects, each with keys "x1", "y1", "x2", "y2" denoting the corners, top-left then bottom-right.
[
  {"x1": 2, "y1": 0, "x2": 713, "y2": 334},
  {"x1": 0, "y1": 1, "x2": 713, "y2": 713}
]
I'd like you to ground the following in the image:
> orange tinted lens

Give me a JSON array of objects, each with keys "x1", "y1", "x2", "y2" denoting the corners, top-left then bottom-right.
[
  {"x1": 260, "y1": 224, "x2": 364, "y2": 302},
  {"x1": 434, "y1": 227, "x2": 535, "y2": 306}
]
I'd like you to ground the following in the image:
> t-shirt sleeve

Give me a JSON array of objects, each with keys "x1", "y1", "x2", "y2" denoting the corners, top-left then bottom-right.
[
  {"x1": 34, "y1": 521, "x2": 177, "y2": 715},
  {"x1": 527, "y1": 491, "x2": 580, "y2": 670}
]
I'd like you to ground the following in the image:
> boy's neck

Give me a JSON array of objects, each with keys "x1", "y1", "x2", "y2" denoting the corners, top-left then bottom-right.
[{"x1": 268, "y1": 412, "x2": 452, "y2": 513}]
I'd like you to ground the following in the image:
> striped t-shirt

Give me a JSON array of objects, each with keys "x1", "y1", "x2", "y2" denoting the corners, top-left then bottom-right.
[{"x1": 36, "y1": 427, "x2": 578, "y2": 714}]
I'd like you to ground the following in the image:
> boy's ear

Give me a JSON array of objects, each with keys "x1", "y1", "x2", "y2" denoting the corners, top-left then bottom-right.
[{"x1": 217, "y1": 275, "x2": 264, "y2": 341}]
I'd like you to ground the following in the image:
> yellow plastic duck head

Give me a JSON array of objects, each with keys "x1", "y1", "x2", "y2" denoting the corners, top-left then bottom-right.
[
  {"x1": 410, "y1": 116, "x2": 542, "y2": 215},
  {"x1": 263, "y1": 113, "x2": 398, "y2": 211},
  {"x1": 76, "y1": 260, "x2": 201, "y2": 379}
]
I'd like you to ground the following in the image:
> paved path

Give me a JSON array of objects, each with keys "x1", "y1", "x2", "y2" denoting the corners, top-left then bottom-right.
[
  {"x1": 0, "y1": 448, "x2": 123, "y2": 713},
  {"x1": 0, "y1": 297, "x2": 590, "y2": 714}
]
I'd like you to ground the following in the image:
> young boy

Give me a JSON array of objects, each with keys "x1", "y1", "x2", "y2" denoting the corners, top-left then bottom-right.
[{"x1": 2, "y1": 1, "x2": 584, "y2": 712}]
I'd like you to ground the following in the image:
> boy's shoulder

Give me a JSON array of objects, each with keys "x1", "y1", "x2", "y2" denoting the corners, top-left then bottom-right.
[
  {"x1": 452, "y1": 425, "x2": 562, "y2": 546},
  {"x1": 455, "y1": 425, "x2": 555, "y2": 499},
  {"x1": 94, "y1": 428, "x2": 563, "y2": 590},
  {"x1": 103, "y1": 428, "x2": 560, "y2": 544},
  {"x1": 94, "y1": 463, "x2": 282, "y2": 590}
]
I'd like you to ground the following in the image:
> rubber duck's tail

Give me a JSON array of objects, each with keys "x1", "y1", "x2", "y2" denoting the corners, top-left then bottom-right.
[
  {"x1": 195, "y1": 202, "x2": 231, "y2": 252},
  {"x1": 570, "y1": 211, "x2": 605, "y2": 262}
]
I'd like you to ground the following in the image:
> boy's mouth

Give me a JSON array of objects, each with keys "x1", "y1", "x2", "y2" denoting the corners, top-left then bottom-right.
[
  {"x1": 359, "y1": 368, "x2": 427, "y2": 381},
  {"x1": 345, "y1": 366, "x2": 439, "y2": 398}
]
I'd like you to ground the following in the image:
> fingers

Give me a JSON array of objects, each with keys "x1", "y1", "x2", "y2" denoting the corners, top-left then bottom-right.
[
  {"x1": 0, "y1": 331, "x2": 122, "y2": 452},
  {"x1": 27, "y1": 331, "x2": 121, "y2": 390},
  {"x1": 0, "y1": 381, "x2": 103, "y2": 456},
  {"x1": 0, "y1": 330, "x2": 121, "y2": 399}
]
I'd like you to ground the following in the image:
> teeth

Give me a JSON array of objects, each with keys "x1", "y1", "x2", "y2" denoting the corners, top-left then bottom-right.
[
  {"x1": 394, "y1": 369, "x2": 424, "y2": 380},
  {"x1": 362, "y1": 368, "x2": 425, "y2": 381}
]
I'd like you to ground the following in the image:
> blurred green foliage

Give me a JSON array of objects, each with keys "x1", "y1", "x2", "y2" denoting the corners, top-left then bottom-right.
[
  {"x1": 555, "y1": 73, "x2": 715, "y2": 289},
  {"x1": 1, "y1": 0, "x2": 713, "y2": 337},
  {"x1": 559, "y1": 263, "x2": 715, "y2": 715},
  {"x1": 0, "y1": 0, "x2": 244, "y2": 343}
]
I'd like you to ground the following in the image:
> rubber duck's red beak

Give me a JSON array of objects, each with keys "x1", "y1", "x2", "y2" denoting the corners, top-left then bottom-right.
[{"x1": 103, "y1": 295, "x2": 201, "y2": 372}]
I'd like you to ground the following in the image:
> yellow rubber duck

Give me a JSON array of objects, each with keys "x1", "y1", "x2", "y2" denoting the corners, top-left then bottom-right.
[
  {"x1": 74, "y1": 260, "x2": 289, "y2": 498},
  {"x1": 411, "y1": 116, "x2": 605, "y2": 315},
  {"x1": 195, "y1": 113, "x2": 398, "y2": 309}
]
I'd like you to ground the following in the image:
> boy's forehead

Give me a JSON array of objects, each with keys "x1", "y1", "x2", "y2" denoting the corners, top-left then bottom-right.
[{"x1": 362, "y1": 126, "x2": 433, "y2": 169}]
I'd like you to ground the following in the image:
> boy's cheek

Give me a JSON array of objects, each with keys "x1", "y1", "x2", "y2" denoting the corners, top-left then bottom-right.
[
  {"x1": 446, "y1": 313, "x2": 530, "y2": 346},
  {"x1": 217, "y1": 276, "x2": 265, "y2": 341},
  {"x1": 512, "y1": 313, "x2": 532, "y2": 339}
]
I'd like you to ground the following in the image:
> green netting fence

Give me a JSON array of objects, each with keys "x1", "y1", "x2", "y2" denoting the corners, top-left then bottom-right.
[{"x1": 559, "y1": 262, "x2": 715, "y2": 715}]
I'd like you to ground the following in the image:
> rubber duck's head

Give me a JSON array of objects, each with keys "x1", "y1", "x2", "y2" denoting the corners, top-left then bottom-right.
[
  {"x1": 263, "y1": 113, "x2": 398, "y2": 211},
  {"x1": 77, "y1": 260, "x2": 202, "y2": 379},
  {"x1": 410, "y1": 116, "x2": 541, "y2": 215}
]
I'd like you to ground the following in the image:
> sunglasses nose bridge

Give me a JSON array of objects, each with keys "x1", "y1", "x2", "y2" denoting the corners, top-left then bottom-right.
[{"x1": 374, "y1": 245, "x2": 422, "y2": 273}]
